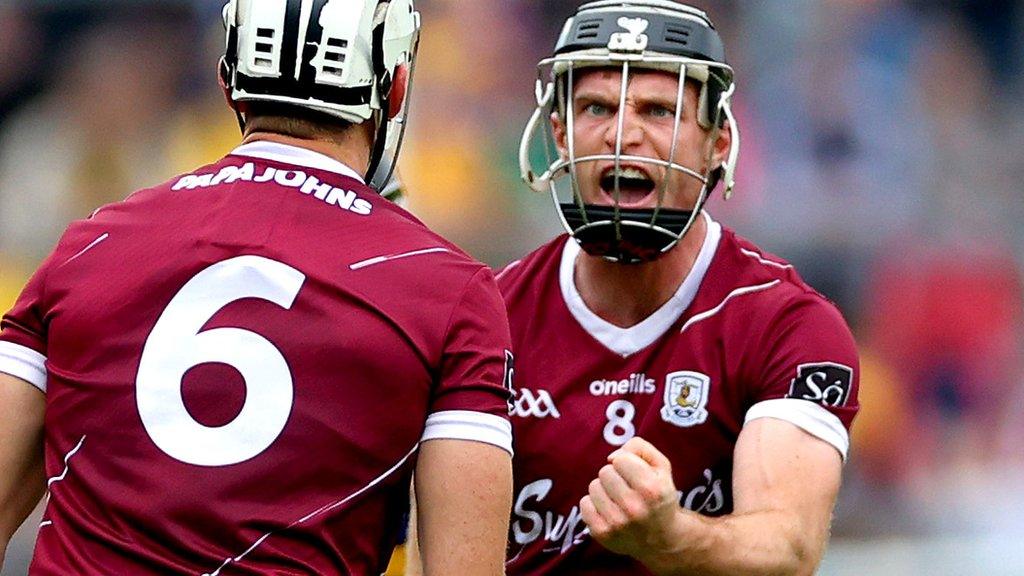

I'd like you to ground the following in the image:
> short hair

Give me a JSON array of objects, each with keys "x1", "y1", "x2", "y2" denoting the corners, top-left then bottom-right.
[{"x1": 244, "y1": 102, "x2": 355, "y2": 144}]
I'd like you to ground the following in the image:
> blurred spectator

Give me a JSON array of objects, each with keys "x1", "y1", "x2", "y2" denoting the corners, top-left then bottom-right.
[
  {"x1": 912, "y1": 11, "x2": 1024, "y2": 247},
  {"x1": 0, "y1": 5, "x2": 193, "y2": 261},
  {"x1": 401, "y1": 0, "x2": 542, "y2": 264},
  {"x1": 866, "y1": 242, "x2": 1023, "y2": 468},
  {"x1": 0, "y1": 7, "x2": 44, "y2": 130}
]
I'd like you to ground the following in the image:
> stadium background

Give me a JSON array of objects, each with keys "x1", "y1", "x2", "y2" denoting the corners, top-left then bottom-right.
[{"x1": 1, "y1": 1, "x2": 1022, "y2": 574}]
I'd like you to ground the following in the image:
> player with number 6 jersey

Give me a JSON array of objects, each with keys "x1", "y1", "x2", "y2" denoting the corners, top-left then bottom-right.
[{"x1": 0, "y1": 1, "x2": 514, "y2": 575}]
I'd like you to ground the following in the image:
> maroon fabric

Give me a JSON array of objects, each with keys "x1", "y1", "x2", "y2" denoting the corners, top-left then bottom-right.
[
  {"x1": 1, "y1": 150, "x2": 511, "y2": 575},
  {"x1": 498, "y1": 229, "x2": 859, "y2": 575}
]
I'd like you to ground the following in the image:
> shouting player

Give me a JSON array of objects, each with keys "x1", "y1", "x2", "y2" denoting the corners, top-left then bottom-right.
[
  {"x1": 502, "y1": 1, "x2": 860, "y2": 574},
  {"x1": 0, "y1": 1, "x2": 513, "y2": 574}
]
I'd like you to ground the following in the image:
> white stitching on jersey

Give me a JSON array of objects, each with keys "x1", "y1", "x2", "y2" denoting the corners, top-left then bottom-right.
[
  {"x1": 494, "y1": 259, "x2": 522, "y2": 281},
  {"x1": 47, "y1": 435, "x2": 86, "y2": 489},
  {"x1": 64, "y1": 233, "x2": 109, "y2": 266},
  {"x1": 202, "y1": 443, "x2": 419, "y2": 576},
  {"x1": 679, "y1": 280, "x2": 782, "y2": 334},
  {"x1": 39, "y1": 435, "x2": 87, "y2": 529},
  {"x1": 740, "y1": 247, "x2": 792, "y2": 270},
  {"x1": 348, "y1": 247, "x2": 451, "y2": 270}
]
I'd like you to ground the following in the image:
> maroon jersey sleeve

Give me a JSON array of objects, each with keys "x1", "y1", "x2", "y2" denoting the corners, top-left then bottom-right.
[
  {"x1": 421, "y1": 267, "x2": 514, "y2": 454},
  {"x1": 744, "y1": 293, "x2": 860, "y2": 460},
  {"x1": 0, "y1": 244, "x2": 64, "y2": 391}
]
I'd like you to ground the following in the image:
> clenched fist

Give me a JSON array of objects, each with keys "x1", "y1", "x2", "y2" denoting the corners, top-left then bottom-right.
[{"x1": 579, "y1": 437, "x2": 686, "y2": 564}]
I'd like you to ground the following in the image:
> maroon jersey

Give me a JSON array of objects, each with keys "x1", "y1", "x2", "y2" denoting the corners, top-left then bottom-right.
[
  {"x1": 0, "y1": 142, "x2": 513, "y2": 575},
  {"x1": 497, "y1": 215, "x2": 859, "y2": 575}
]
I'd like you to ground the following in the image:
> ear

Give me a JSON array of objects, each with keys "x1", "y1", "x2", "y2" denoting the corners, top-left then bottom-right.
[
  {"x1": 550, "y1": 111, "x2": 569, "y2": 159},
  {"x1": 711, "y1": 117, "x2": 732, "y2": 170},
  {"x1": 218, "y1": 58, "x2": 238, "y2": 112},
  {"x1": 387, "y1": 64, "x2": 409, "y2": 120}
]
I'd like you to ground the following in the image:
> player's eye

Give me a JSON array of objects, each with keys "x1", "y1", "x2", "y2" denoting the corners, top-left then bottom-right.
[
  {"x1": 648, "y1": 105, "x2": 675, "y2": 118},
  {"x1": 582, "y1": 102, "x2": 611, "y2": 117}
]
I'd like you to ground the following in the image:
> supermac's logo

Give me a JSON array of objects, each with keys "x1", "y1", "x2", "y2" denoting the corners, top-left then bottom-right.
[
  {"x1": 660, "y1": 371, "x2": 710, "y2": 427},
  {"x1": 787, "y1": 362, "x2": 853, "y2": 408}
]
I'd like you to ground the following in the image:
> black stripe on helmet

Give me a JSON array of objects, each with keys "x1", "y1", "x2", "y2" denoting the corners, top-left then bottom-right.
[
  {"x1": 296, "y1": 0, "x2": 331, "y2": 89},
  {"x1": 277, "y1": 0, "x2": 303, "y2": 82},
  {"x1": 233, "y1": 0, "x2": 374, "y2": 110}
]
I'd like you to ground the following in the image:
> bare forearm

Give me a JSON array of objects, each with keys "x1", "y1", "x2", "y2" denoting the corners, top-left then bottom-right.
[
  {"x1": 642, "y1": 508, "x2": 820, "y2": 576},
  {"x1": 0, "y1": 475, "x2": 44, "y2": 544},
  {"x1": 0, "y1": 374, "x2": 46, "y2": 544},
  {"x1": 415, "y1": 439, "x2": 512, "y2": 575}
]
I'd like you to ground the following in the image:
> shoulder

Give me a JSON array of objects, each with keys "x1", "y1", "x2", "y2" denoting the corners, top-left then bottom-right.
[
  {"x1": 87, "y1": 158, "x2": 227, "y2": 221},
  {"x1": 336, "y1": 203, "x2": 500, "y2": 316},
  {"x1": 712, "y1": 227, "x2": 845, "y2": 321},
  {"x1": 352, "y1": 202, "x2": 489, "y2": 282},
  {"x1": 494, "y1": 235, "x2": 569, "y2": 298},
  {"x1": 711, "y1": 226, "x2": 857, "y2": 364},
  {"x1": 684, "y1": 226, "x2": 855, "y2": 362}
]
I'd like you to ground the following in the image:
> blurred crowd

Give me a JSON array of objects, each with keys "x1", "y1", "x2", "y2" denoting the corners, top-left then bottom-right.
[{"x1": 1, "y1": 1, "x2": 1023, "y2": 573}]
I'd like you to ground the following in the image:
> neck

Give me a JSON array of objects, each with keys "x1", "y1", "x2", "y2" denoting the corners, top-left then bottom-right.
[
  {"x1": 574, "y1": 213, "x2": 707, "y2": 328},
  {"x1": 241, "y1": 131, "x2": 372, "y2": 177}
]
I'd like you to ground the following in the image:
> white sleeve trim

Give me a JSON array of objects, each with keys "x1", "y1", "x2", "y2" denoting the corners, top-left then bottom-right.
[
  {"x1": 420, "y1": 410, "x2": 513, "y2": 456},
  {"x1": 745, "y1": 398, "x2": 849, "y2": 461},
  {"x1": 0, "y1": 341, "x2": 47, "y2": 393}
]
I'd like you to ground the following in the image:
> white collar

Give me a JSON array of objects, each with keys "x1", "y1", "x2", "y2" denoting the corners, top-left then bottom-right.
[
  {"x1": 559, "y1": 211, "x2": 722, "y2": 357},
  {"x1": 231, "y1": 141, "x2": 366, "y2": 184}
]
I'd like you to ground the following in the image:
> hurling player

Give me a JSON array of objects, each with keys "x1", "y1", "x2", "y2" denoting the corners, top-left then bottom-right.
[
  {"x1": 0, "y1": 1, "x2": 513, "y2": 574},
  {"x1": 500, "y1": 1, "x2": 860, "y2": 574}
]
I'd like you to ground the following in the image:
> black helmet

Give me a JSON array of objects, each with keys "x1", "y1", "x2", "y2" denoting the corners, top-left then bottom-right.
[{"x1": 520, "y1": 1, "x2": 740, "y2": 264}]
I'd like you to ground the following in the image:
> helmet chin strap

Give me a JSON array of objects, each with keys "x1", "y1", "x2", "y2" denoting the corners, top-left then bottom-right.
[
  {"x1": 558, "y1": 177, "x2": 710, "y2": 265},
  {"x1": 560, "y1": 204, "x2": 694, "y2": 264}
]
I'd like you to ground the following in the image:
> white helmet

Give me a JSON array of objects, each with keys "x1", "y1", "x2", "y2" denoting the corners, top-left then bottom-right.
[
  {"x1": 520, "y1": 0, "x2": 740, "y2": 264},
  {"x1": 221, "y1": 0, "x2": 421, "y2": 189}
]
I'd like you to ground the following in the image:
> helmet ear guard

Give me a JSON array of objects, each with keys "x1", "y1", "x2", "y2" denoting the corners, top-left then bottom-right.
[
  {"x1": 220, "y1": 0, "x2": 420, "y2": 190},
  {"x1": 519, "y1": 0, "x2": 740, "y2": 264},
  {"x1": 366, "y1": 0, "x2": 421, "y2": 190}
]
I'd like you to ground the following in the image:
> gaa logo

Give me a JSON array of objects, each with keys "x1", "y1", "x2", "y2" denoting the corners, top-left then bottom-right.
[
  {"x1": 787, "y1": 363, "x2": 853, "y2": 407},
  {"x1": 511, "y1": 389, "x2": 561, "y2": 419}
]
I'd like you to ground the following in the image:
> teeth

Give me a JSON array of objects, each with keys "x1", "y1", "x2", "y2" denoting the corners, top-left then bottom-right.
[{"x1": 603, "y1": 167, "x2": 650, "y2": 180}]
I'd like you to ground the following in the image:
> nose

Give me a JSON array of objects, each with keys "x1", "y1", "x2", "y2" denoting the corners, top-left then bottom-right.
[{"x1": 603, "y1": 104, "x2": 644, "y2": 152}]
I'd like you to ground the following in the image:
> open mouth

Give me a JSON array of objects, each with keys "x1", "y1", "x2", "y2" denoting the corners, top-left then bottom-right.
[{"x1": 599, "y1": 166, "x2": 656, "y2": 206}]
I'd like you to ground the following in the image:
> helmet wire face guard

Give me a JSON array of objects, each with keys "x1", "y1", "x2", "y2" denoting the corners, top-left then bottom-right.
[
  {"x1": 520, "y1": 0, "x2": 740, "y2": 264},
  {"x1": 221, "y1": 0, "x2": 421, "y2": 190}
]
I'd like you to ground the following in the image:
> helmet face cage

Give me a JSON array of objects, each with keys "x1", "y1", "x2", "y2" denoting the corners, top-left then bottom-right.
[
  {"x1": 221, "y1": 0, "x2": 421, "y2": 190},
  {"x1": 519, "y1": 1, "x2": 740, "y2": 264}
]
